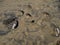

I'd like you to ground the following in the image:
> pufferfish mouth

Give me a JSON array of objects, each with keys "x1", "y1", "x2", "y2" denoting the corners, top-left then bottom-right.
[{"x1": 11, "y1": 20, "x2": 18, "y2": 29}]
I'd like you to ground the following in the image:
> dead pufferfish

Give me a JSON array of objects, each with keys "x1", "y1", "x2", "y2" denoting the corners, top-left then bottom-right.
[{"x1": 3, "y1": 17, "x2": 19, "y2": 30}]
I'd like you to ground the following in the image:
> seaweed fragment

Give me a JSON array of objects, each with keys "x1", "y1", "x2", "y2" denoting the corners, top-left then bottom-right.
[{"x1": 0, "y1": 30, "x2": 10, "y2": 36}]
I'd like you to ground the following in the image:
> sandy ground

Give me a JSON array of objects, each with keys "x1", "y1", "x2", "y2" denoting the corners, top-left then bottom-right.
[{"x1": 0, "y1": 0, "x2": 60, "y2": 45}]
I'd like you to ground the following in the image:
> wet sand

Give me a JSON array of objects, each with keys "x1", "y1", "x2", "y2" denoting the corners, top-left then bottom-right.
[{"x1": 0, "y1": 0, "x2": 60, "y2": 45}]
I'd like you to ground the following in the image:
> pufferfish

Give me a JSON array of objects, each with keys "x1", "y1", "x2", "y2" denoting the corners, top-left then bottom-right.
[
  {"x1": 3, "y1": 16, "x2": 19, "y2": 30},
  {"x1": 7, "y1": 19, "x2": 19, "y2": 30}
]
